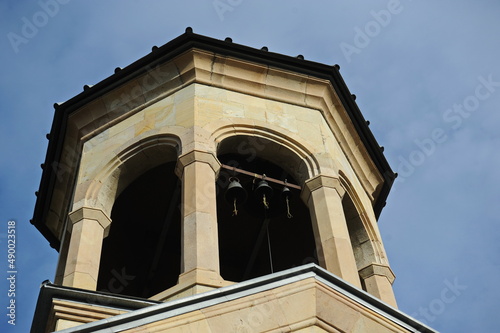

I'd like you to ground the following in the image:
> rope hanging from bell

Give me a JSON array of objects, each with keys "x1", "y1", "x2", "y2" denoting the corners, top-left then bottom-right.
[
  {"x1": 232, "y1": 198, "x2": 238, "y2": 216},
  {"x1": 282, "y1": 180, "x2": 293, "y2": 219},
  {"x1": 255, "y1": 174, "x2": 273, "y2": 210},
  {"x1": 225, "y1": 177, "x2": 247, "y2": 217},
  {"x1": 262, "y1": 194, "x2": 270, "y2": 209},
  {"x1": 285, "y1": 196, "x2": 292, "y2": 218}
]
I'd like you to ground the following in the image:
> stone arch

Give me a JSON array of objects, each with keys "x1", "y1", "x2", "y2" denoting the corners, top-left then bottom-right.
[
  {"x1": 340, "y1": 174, "x2": 396, "y2": 304},
  {"x1": 86, "y1": 133, "x2": 183, "y2": 298},
  {"x1": 214, "y1": 131, "x2": 317, "y2": 282},
  {"x1": 210, "y1": 123, "x2": 321, "y2": 185},
  {"x1": 83, "y1": 134, "x2": 182, "y2": 218},
  {"x1": 339, "y1": 172, "x2": 385, "y2": 268}
]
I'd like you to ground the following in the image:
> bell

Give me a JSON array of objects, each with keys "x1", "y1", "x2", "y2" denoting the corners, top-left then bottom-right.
[
  {"x1": 281, "y1": 186, "x2": 291, "y2": 200},
  {"x1": 255, "y1": 177, "x2": 273, "y2": 209},
  {"x1": 225, "y1": 178, "x2": 247, "y2": 216},
  {"x1": 225, "y1": 178, "x2": 247, "y2": 204},
  {"x1": 255, "y1": 179, "x2": 273, "y2": 198}
]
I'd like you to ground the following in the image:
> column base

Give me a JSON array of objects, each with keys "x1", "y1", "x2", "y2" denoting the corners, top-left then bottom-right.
[{"x1": 150, "y1": 269, "x2": 232, "y2": 302}]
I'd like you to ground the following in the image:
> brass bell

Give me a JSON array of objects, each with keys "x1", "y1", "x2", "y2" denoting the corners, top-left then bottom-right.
[
  {"x1": 255, "y1": 176, "x2": 273, "y2": 209},
  {"x1": 225, "y1": 178, "x2": 247, "y2": 216}
]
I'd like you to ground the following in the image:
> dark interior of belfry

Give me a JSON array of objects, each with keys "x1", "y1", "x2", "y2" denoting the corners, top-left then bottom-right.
[
  {"x1": 97, "y1": 150, "x2": 317, "y2": 299},
  {"x1": 97, "y1": 162, "x2": 182, "y2": 298},
  {"x1": 216, "y1": 153, "x2": 316, "y2": 282}
]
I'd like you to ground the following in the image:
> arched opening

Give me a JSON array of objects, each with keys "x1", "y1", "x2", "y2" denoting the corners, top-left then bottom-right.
[
  {"x1": 97, "y1": 162, "x2": 181, "y2": 298},
  {"x1": 343, "y1": 193, "x2": 376, "y2": 291},
  {"x1": 216, "y1": 136, "x2": 316, "y2": 282}
]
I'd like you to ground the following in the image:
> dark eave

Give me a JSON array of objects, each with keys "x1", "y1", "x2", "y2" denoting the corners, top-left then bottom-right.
[{"x1": 32, "y1": 28, "x2": 396, "y2": 249}]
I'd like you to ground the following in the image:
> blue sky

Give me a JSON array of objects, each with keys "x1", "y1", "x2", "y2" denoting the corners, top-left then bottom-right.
[{"x1": 1, "y1": 0, "x2": 499, "y2": 332}]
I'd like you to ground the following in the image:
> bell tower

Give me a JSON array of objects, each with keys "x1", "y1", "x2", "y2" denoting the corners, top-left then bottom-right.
[{"x1": 31, "y1": 29, "x2": 436, "y2": 332}]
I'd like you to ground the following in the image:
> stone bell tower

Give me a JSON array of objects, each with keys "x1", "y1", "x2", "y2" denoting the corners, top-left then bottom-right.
[{"x1": 31, "y1": 29, "x2": 436, "y2": 332}]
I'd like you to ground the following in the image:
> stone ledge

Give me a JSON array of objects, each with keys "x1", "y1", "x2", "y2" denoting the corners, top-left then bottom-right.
[
  {"x1": 68, "y1": 207, "x2": 112, "y2": 236},
  {"x1": 32, "y1": 264, "x2": 436, "y2": 333},
  {"x1": 175, "y1": 149, "x2": 221, "y2": 178},
  {"x1": 300, "y1": 174, "x2": 345, "y2": 203},
  {"x1": 359, "y1": 263, "x2": 396, "y2": 284}
]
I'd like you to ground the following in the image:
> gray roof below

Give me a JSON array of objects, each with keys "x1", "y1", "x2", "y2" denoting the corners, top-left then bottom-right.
[{"x1": 33, "y1": 264, "x2": 436, "y2": 333}]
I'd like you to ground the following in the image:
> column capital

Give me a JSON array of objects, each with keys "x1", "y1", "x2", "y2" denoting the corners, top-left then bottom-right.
[
  {"x1": 175, "y1": 150, "x2": 221, "y2": 179},
  {"x1": 359, "y1": 263, "x2": 396, "y2": 284},
  {"x1": 300, "y1": 175, "x2": 345, "y2": 203},
  {"x1": 68, "y1": 207, "x2": 112, "y2": 237}
]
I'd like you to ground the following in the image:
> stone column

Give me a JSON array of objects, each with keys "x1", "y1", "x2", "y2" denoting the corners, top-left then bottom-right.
[
  {"x1": 301, "y1": 175, "x2": 361, "y2": 287},
  {"x1": 62, "y1": 207, "x2": 111, "y2": 290},
  {"x1": 359, "y1": 263, "x2": 397, "y2": 307},
  {"x1": 175, "y1": 150, "x2": 223, "y2": 288}
]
